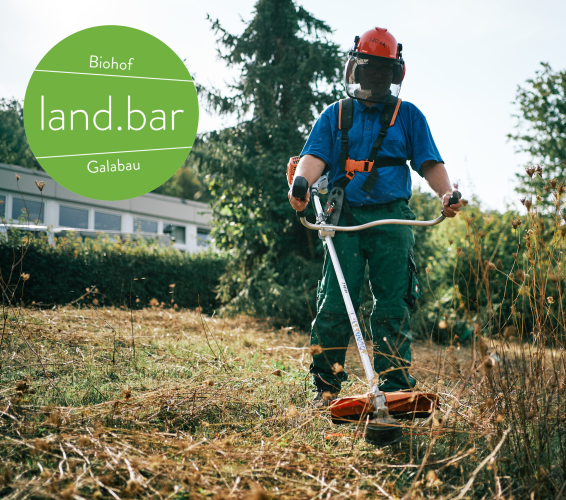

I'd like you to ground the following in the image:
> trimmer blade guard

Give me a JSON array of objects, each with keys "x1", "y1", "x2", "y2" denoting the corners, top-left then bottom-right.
[{"x1": 330, "y1": 392, "x2": 439, "y2": 425}]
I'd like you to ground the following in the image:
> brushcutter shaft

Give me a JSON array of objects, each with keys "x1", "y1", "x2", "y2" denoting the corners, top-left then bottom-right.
[
  {"x1": 310, "y1": 184, "x2": 379, "y2": 389},
  {"x1": 324, "y1": 233, "x2": 377, "y2": 388},
  {"x1": 310, "y1": 184, "x2": 327, "y2": 223}
]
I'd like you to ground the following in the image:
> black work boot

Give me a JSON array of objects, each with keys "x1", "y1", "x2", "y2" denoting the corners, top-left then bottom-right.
[
  {"x1": 311, "y1": 390, "x2": 338, "y2": 409},
  {"x1": 311, "y1": 378, "x2": 340, "y2": 409}
]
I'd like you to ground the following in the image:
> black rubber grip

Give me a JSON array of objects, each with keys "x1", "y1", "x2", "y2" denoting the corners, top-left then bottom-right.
[
  {"x1": 292, "y1": 176, "x2": 309, "y2": 200},
  {"x1": 448, "y1": 191, "x2": 462, "y2": 206},
  {"x1": 442, "y1": 190, "x2": 462, "y2": 216}
]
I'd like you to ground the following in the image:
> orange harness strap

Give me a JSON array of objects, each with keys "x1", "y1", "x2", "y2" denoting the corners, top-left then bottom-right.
[
  {"x1": 390, "y1": 98, "x2": 402, "y2": 126},
  {"x1": 343, "y1": 155, "x2": 408, "y2": 178},
  {"x1": 345, "y1": 159, "x2": 373, "y2": 173}
]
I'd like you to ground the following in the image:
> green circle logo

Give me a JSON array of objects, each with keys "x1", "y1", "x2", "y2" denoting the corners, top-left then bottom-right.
[{"x1": 24, "y1": 25, "x2": 199, "y2": 201}]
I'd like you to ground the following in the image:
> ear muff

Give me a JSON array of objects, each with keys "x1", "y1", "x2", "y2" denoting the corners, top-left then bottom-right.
[
  {"x1": 392, "y1": 61, "x2": 405, "y2": 85},
  {"x1": 392, "y1": 42, "x2": 405, "y2": 85}
]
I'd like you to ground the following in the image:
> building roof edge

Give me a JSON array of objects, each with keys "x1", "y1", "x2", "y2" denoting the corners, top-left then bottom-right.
[{"x1": 0, "y1": 162, "x2": 210, "y2": 209}]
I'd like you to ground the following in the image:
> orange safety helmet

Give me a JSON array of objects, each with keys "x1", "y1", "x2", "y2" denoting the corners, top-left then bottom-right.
[{"x1": 344, "y1": 27, "x2": 405, "y2": 103}]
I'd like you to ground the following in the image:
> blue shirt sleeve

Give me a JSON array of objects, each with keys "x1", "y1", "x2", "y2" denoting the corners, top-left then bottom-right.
[
  {"x1": 300, "y1": 103, "x2": 339, "y2": 166},
  {"x1": 404, "y1": 102, "x2": 443, "y2": 174}
]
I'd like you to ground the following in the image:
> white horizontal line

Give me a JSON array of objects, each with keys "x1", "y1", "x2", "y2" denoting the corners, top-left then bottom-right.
[
  {"x1": 34, "y1": 69, "x2": 194, "y2": 82},
  {"x1": 36, "y1": 146, "x2": 192, "y2": 159}
]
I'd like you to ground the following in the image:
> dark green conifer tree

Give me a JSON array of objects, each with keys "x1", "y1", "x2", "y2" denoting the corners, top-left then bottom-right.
[
  {"x1": 192, "y1": 0, "x2": 343, "y2": 325},
  {"x1": 0, "y1": 98, "x2": 42, "y2": 170}
]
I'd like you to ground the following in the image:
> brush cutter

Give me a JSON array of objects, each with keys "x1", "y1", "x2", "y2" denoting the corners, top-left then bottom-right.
[{"x1": 291, "y1": 174, "x2": 460, "y2": 446}]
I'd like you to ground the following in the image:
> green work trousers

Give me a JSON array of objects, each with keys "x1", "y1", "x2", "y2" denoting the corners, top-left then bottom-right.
[{"x1": 310, "y1": 199, "x2": 421, "y2": 393}]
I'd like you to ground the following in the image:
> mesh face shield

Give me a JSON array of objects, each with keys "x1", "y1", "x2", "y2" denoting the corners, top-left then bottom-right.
[{"x1": 344, "y1": 54, "x2": 403, "y2": 103}]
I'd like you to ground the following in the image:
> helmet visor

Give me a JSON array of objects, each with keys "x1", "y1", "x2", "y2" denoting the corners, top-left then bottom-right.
[{"x1": 344, "y1": 54, "x2": 402, "y2": 103}]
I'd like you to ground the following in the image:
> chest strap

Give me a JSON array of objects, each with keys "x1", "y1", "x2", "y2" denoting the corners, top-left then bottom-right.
[
  {"x1": 344, "y1": 157, "x2": 408, "y2": 175},
  {"x1": 338, "y1": 96, "x2": 406, "y2": 194}
]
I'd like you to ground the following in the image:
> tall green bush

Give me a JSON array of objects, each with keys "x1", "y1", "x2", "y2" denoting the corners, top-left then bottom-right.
[{"x1": 407, "y1": 173, "x2": 566, "y2": 345}]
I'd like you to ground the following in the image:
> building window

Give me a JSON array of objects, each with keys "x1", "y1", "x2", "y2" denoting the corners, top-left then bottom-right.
[
  {"x1": 60, "y1": 206, "x2": 89, "y2": 229},
  {"x1": 164, "y1": 224, "x2": 186, "y2": 244},
  {"x1": 94, "y1": 212, "x2": 121, "y2": 231},
  {"x1": 12, "y1": 198, "x2": 44, "y2": 223},
  {"x1": 0, "y1": 195, "x2": 5, "y2": 218},
  {"x1": 197, "y1": 227, "x2": 211, "y2": 247},
  {"x1": 134, "y1": 218, "x2": 158, "y2": 234}
]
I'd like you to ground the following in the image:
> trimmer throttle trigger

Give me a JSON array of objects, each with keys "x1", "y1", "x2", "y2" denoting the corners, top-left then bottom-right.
[{"x1": 292, "y1": 175, "x2": 309, "y2": 218}]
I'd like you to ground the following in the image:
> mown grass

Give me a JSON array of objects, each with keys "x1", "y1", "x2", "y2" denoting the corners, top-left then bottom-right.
[{"x1": 1, "y1": 303, "x2": 562, "y2": 500}]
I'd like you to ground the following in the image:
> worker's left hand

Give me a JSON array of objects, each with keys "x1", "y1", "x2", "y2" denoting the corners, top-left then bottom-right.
[{"x1": 442, "y1": 192, "x2": 463, "y2": 218}]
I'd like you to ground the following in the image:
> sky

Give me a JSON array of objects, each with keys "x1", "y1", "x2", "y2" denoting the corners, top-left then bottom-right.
[{"x1": 1, "y1": 0, "x2": 565, "y2": 212}]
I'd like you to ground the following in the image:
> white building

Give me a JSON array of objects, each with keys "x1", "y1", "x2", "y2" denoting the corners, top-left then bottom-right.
[{"x1": 0, "y1": 162, "x2": 211, "y2": 252}]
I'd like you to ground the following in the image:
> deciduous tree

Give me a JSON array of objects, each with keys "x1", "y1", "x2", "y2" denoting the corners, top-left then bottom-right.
[{"x1": 510, "y1": 63, "x2": 566, "y2": 202}]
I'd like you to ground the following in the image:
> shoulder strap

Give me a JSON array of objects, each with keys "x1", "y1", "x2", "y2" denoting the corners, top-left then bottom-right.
[
  {"x1": 390, "y1": 98, "x2": 402, "y2": 127},
  {"x1": 367, "y1": 96, "x2": 398, "y2": 162},
  {"x1": 361, "y1": 97, "x2": 401, "y2": 193},
  {"x1": 338, "y1": 98, "x2": 354, "y2": 171}
]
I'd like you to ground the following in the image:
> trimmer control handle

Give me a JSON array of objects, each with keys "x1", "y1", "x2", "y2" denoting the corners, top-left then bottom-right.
[
  {"x1": 448, "y1": 191, "x2": 462, "y2": 206},
  {"x1": 292, "y1": 176, "x2": 309, "y2": 199},
  {"x1": 442, "y1": 190, "x2": 462, "y2": 215},
  {"x1": 292, "y1": 175, "x2": 309, "y2": 218}
]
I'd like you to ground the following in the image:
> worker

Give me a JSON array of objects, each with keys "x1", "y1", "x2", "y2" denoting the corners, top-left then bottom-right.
[{"x1": 288, "y1": 27, "x2": 462, "y2": 406}]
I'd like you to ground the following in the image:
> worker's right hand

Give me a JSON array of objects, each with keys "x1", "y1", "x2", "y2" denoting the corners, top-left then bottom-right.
[{"x1": 288, "y1": 188, "x2": 310, "y2": 212}]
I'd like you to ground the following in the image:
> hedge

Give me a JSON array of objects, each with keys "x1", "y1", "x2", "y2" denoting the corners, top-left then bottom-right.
[{"x1": 0, "y1": 231, "x2": 226, "y2": 312}]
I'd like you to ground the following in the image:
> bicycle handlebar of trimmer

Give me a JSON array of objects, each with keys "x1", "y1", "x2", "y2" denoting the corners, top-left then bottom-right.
[{"x1": 292, "y1": 175, "x2": 462, "y2": 230}]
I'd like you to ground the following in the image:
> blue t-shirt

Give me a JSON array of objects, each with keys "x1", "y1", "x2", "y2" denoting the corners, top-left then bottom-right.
[{"x1": 300, "y1": 99, "x2": 443, "y2": 206}]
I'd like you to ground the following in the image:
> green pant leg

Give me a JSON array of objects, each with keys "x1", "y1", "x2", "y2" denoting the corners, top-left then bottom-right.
[
  {"x1": 310, "y1": 312, "x2": 351, "y2": 392},
  {"x1": 357, "y1": 202, "x2": 417, "y2": 392},
  {"x1": 310, "y1": 221, "x2": 366, "y2": 392}
]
